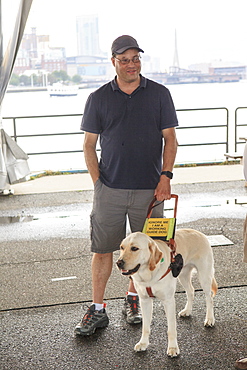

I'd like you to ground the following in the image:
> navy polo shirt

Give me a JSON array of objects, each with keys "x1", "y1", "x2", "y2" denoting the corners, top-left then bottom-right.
[{"x1": 81, "y1": 75, "x2": 178, "y2": 189}]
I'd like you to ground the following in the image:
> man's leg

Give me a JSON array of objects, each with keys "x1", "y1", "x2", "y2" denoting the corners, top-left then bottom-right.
[
  {"x1": 234, "y1": 219, "x2": 247, "y2": 366},
  {"x1": 74, "y1": 252, "x2": 112, "y2": 336},
  {"x1": 243, "y1": 215, "x2": 247, "y2": 263},
  {"x1": 128, "y1": 277, "x2": 136, "y2": 293},
  {"x1": 92, "y1": 252, "x2": 113, "y2": 303},
  {"x1": 75, "y1": 182, "x2": 128, "y2": 335},
  {"x1": 123, "y1": 276, "x2": 142, "y2": 324}
]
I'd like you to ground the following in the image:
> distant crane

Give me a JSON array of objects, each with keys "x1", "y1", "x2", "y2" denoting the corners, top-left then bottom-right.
[
  {"x1": 170, "y1": 30, "x2": 198, "y2": 76},
  {"x1": 173, "y1": 29, "x2": 180, "y2": 69}
]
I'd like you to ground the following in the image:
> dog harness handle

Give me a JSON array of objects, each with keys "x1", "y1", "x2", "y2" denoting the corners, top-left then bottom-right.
[{"x1": 146, "y1": 194, "x2": 178, "y2": 219}]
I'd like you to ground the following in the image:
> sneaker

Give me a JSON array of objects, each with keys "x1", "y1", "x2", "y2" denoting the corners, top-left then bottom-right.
[
  {"x1": 122, "y1": 295, "x2": 142, "y2": 324},
  {"x1": 74, "y1": 304, "x2": 109, "y2": 336},
  {"x1": 235, "y1": 358, "x2": 247, "y2": 370}
]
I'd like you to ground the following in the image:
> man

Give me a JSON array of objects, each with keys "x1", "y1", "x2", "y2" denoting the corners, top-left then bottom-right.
[
  {"x1": 75, "y1": 35, "x2": 178, "y2": 336},
  {"x1": 243, "y1": 142, "x2": 247, "y2": 266},
  {"x1": 235, "y1": 144, "x2": 247, "y2": 370}
]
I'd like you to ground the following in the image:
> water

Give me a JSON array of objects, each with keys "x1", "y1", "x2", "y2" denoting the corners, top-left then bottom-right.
[
  {"x1": 1, "y1": 81, "x2": 247, "y2": 172},
  {"x1": 3, "y1": 81, "x2": 247, "y2": 117},
  {"x1": 2, "y1": 87, "x2": 96, "y2": 117}
]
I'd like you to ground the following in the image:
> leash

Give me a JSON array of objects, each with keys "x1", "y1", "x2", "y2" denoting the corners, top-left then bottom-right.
[{"x1": 144, "y1": 195, "x2": 183, "y2": 298}]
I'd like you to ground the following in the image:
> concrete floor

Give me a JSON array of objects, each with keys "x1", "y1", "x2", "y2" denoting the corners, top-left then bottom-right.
[{"x1": 0, "y1": 173, "x2": 246, "y2": 369}]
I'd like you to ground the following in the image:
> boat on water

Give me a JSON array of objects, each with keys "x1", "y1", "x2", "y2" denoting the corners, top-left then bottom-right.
[{"x1": 48, "y1": 84, "x2": 79, "y2": 97}]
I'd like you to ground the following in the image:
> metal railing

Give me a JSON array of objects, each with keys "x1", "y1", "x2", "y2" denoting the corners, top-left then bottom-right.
[
  {"x1": 176, "y1": 107, "x2": 229, "y2": 152},
  {"x1": 234, "y1": 107, "x2": 247, "y2": 151},
  {"x1": 2, "y1": 107, "x2": 231, "y2": 168},
  {"x1": 4, "y1": 113, "x2": 83, "y2": 156}
]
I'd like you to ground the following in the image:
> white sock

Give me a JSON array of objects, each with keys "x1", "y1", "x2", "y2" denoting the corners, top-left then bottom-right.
[
  {"x1": 127, "y1": 292, "x2": 138, "y2": 297},
  {"x1": 92, "y1": 303, "x2": 104, "y2": 311}
]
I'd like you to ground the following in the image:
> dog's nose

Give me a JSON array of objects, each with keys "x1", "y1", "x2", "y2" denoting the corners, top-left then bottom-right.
[{"x1": 116, "y1": 259, "x2": 124, "y2": 269}]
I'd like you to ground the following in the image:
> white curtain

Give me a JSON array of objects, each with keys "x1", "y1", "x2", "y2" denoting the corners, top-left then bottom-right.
[{"x1": 0, "y1": 0, "x2": 33, "y2": 191}]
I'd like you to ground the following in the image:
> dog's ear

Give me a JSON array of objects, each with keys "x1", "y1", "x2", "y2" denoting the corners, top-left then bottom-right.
[{"x1": 148, "y1": 240, "x2": 163, "y2": 271}]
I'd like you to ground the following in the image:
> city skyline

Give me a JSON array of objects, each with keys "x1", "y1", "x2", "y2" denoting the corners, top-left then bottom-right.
[{"x1": 2, "y1": 0, "x2": 247, "y2": 71}]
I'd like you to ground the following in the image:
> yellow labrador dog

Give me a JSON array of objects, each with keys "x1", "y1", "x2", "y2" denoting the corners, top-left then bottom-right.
[{"x1": 116, "y1": 229, "x2": 217, "y2": 357}]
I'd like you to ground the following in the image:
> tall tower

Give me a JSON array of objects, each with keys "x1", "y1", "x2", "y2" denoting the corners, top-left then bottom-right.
[
  {"x1": 173, "y1": 29, "x2": 179, "y2": 68},
  {"x1": 76, "y1": 15, "x2": 101, "y2": 56}
]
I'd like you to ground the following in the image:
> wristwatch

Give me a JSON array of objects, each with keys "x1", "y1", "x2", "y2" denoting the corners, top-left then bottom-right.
[{"x1": 161, "y1": 170, "x2": 173, "y2": 179}]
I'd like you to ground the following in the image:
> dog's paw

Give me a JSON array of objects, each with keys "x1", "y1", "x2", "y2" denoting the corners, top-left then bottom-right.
[
  {"x1": 167, "y1": 346, "x2": 180, "y2": 357},
  {"x1": 134, "y1": 341, "x2": 149, "y2": 352},
  {"x1": 178, "y1": 308, "x2": 192, "y2": 317},
  {"x1": 204, "y1": 317, "x2": 215, "y2": 327}
]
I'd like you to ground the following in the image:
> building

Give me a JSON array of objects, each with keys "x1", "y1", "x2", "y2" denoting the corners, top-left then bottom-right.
[
  {"x1": 40, "y1": 48, "x2": 67, "y2": 73},
  {"x1": 65, "y1": 15, "x2": 112, "y2": 81},
  {"x1": 189, "y1": 61, "x2": 247, "y2": 80},
  {"x1": 13, "y1": 27, "x2": 38, "y2": 74},
  {"x1": 13, "y1": 28, "x2": 67, "y2": 76},
  {"x1": 67, "y1": 55, "x2": 113, "y2": 82},
  {"x1": 76, "y1": 15, "x2": 101, "y2": 56},
  {"x1": 209, "y1": 64, "x2": 246, "y2": 79}
]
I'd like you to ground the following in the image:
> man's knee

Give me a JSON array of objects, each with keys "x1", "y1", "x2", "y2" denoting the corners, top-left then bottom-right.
[{"x1": 92, "y1": 252, "x2": 113, "y2": 263}]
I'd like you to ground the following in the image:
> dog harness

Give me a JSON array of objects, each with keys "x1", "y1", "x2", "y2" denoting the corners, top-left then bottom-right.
[
  {"x1": 146, "y1": 238, "x2": 183, "y2": 298},
  {"x1": 144, "y1": 195, "x2": 183, "y2": 298}
]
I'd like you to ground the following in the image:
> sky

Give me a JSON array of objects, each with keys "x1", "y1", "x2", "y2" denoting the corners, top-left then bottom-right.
[{"x1": 2, "y1": 0, "x2": 247, "y2": 71}]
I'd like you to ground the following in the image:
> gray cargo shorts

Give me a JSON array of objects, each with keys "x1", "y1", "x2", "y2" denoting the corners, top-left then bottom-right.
[{"x1": 90, "y1": 179, "x2": 164, "y2": 253}]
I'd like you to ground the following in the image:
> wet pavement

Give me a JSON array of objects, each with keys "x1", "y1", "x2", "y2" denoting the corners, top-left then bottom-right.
[{"x1": 0, "y1": 176, "x2": 247, "y2": 369}]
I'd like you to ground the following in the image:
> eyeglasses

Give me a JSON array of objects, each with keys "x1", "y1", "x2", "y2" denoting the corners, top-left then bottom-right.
[{"x1": 114, "y1": 56, "x2": 141, "y2": 65}]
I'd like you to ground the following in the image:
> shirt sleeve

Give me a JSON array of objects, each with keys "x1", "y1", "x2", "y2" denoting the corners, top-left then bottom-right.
[
  {"x1": 160, "y1": 88, "x2": 178, "y2": 130},
  {"x1": 80, "y1": 93, "x2": 101, "y2": 133}
]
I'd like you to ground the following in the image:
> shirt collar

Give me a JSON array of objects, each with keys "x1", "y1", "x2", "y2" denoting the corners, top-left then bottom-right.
[{"x1": 111, "y1": 74, "x2": 147, "y2": 91}]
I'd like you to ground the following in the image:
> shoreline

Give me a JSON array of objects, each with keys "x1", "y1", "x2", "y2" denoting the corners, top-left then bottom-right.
[{"x1": 6, "y1": 79, "x2": 246, "y2": 94}]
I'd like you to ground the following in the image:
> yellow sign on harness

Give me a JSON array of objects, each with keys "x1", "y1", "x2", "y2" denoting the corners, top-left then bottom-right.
[{"x1": 142, "y1": 217, "x2": 176, "y2": 240}]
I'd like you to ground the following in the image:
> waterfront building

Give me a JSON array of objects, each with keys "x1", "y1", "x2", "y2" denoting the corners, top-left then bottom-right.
[
  {"x1": 209, "y1": 64, "x2": 247, "y2": 79},
  {"x1": 13, "y1": 28, "x2": 67, "y2": 75},
  {"x1": 76, "y1": 15, "x2": 102, "y2": 57},
  {"x1": 66, "y1": 55, "x2": 113, "y2": 83}
]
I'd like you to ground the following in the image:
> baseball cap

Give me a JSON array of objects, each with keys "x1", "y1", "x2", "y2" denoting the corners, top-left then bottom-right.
[{"x1": 111, "y1": 35, "x2": 144, "y2": 55}]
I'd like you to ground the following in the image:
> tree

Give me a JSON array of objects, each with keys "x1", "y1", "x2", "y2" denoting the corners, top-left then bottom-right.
[
  {"x1": 48, "y1": 73, "x2": 56, "y2": 85},
  {"x1": 59, "y1": 70, "x2": 70, "y2": 82},
  {"x1": 20, "y1": 75, "x2": 31, "y2": 86},
  {"x1": 72, "y1": 74, "x2": 82, "y2": 84},
  {"x1": 48, "y1": 70, "x2": 70, "y2": 84},
  {"x1": 9, "y1": 73, "x2": 20, "y2": 86}
]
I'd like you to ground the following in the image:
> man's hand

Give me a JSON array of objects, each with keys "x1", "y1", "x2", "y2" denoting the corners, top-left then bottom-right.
[{"x1": 154, "y1": 176, "x2": 171, "y2": 201}]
